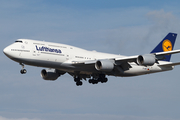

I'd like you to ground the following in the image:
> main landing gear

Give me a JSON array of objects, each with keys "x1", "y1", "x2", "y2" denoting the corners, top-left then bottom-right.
[
  {"x1": 74, "y1": 74, "x2": 108, "y2": 86},
  {"x1": 88, "y1": 74, "x2": 108, "y2": 85},
  {"x1": 74, "y1": 77, "x2": 83, "y2": 86},
  {"x1": 20, "y1": 63, "x2": 27, "y2": 74}
]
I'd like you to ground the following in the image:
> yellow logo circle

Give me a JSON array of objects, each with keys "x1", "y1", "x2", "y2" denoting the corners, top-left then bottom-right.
[{"x1": 162, "y1": 39, "x2": 172, "y2": 52}]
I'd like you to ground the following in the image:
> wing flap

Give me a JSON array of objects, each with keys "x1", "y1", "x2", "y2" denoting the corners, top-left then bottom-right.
[
  {"x1": 71, "y1": 60, "x2": 96, "y2": 65},
  {"x1": 114, "y1": 55, "x2": 138, "y2": 63}
]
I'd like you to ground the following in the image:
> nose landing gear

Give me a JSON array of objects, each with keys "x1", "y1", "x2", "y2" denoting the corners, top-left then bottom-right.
[
  {"x1": 20, "y1": 69, "x2": 27, "y2": 74},
  {"x1": 20, "y1": 63, "x2": 27, "y2": 74}
]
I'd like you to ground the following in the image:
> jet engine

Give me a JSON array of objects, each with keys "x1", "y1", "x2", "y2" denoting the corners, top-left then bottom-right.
[
  {"x1": 95, "y1": 60, "x2": 114, "y2": 72},
  {"x1": 41, "y1": 69, "x2": 63, "y2": 81},
  {"x1": 137, "y1": 54, "x2": 156, "y2": 66}
]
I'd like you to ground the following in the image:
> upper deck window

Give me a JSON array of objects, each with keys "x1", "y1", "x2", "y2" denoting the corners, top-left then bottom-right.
[{"x1": 15, "y1": 40, "x2": 23, "y2": 43}]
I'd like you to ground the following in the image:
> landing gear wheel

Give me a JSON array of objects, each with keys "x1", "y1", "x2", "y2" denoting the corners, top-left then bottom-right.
[
  {"x1": 74, "y1": 77, "x2": 83, "y2": 86},
  {"x1": 89, "y1": 79, "x2": 98, "y2": 84},
  {"x1": 89, "y1": 74, "x2": 108, "y2": 85},
  {"x1": 76, "y1": 81, "x2": 83, "y2": 86},
  {"x1": 19, "y1": 63, "x2": 27, "y2": 74},
  {"x1": 74, "y1": 77, "x2": 79, "y2": 82},
  {"x1": 20, "y1": 69, "x2": 27, "y2": 74},
  {"x1": 101, "y1": 78, "x2": 108, "y2": 83},
  {"x1": 104, "y1": 78, "x2": 108, "y2": 83},
  {"x1": 88, "y1": 79, "x2": 93, "y2": 83}
]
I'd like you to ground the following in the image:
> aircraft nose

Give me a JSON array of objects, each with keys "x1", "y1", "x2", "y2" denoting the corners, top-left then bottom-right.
[{"x1": 3, "y1": 46, "x2": 11, "y2": 56}]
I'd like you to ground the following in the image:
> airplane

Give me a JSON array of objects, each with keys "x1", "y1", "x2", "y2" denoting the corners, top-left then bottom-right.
[{"x1": 3, "y1": 33, "x2": 180, "y2": 86}]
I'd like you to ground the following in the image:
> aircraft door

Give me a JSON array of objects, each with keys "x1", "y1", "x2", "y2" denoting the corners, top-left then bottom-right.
[{"x1": 66, "y1": 47, "x2": 74, "y2": 61}]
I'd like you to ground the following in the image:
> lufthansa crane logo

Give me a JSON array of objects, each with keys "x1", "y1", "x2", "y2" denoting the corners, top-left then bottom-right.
[{"x1": 162, "y1": 39, "x2": 172, "y2": 52}]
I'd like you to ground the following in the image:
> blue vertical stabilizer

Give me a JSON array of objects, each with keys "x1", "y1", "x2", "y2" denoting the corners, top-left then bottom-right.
[{"x1": 150, "y1": 33, "x2": 177, "y2": 61}]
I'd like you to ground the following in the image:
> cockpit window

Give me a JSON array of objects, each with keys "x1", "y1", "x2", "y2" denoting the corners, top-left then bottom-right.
[{"x1": 15, "y1": 40, "x2": 23, "y2": 43}]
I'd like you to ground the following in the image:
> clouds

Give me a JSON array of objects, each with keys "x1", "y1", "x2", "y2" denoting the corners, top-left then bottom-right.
[
  {"x1": 146, "y1": 9, "x2": 180, "y2": 35},
  {"x1": 0, "y1": 114, "x2": 179, "y2": 120},
  {"x1": 0, "y1": 116, "x2": 40, "y2": 120},
  {"x1": 100, "y1": 9, "x2": 180, "y2": 55}
]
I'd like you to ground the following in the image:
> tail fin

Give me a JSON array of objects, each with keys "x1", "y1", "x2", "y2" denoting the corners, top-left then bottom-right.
[{"x1": 150, "y1": 33, "x2": 177, "y2": 61}]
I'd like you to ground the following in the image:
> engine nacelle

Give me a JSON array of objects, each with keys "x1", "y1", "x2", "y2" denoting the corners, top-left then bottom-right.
[
  {"x1": 95, "y1": 60, "x2": 114, "y2": 72},
  {"x1": 41, "y1": 69, "x2": 61, "y2": 81},
  {"x1": 137, "y1": 54, "x2": 156, "y2": 66}
]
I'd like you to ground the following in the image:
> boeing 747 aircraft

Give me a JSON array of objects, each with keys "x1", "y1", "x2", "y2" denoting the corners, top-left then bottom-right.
[{"x1": 3, "y1": 33, "x2": 180, "y2": 86}]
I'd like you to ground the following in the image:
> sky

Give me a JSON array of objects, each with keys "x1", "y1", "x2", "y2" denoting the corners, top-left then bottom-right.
[{"x1": 1, "y1": 0, "x2": 180, "y2": 120}]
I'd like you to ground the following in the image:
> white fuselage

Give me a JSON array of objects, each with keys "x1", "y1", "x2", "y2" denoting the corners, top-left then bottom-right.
[{"x1": 3, "y1": 39, "x2": 174, "y2": 77}]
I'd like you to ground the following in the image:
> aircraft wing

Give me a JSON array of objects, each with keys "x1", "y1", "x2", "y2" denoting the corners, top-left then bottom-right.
[
  {"x1": 158, "y1": 62, "x2": 180, "y2": 67},
  {"x1": 72, "y1": 49, "x2": 180, "y2": 66},
  {"x1": 71, "y1": 56, "x2": 138, "y2": 65},
  {"x1": 114, "y1": 55, "x2": 138, "y2": 63},
  {"x1": 155, "y1": 49, "x2": 180, "y2": 56},
  {"x1": 114, "y1": 49, "x2": 180, "y2": 63},
  {"x1": 72, "y1": 60, "x2": 97, "y2": 65}
]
